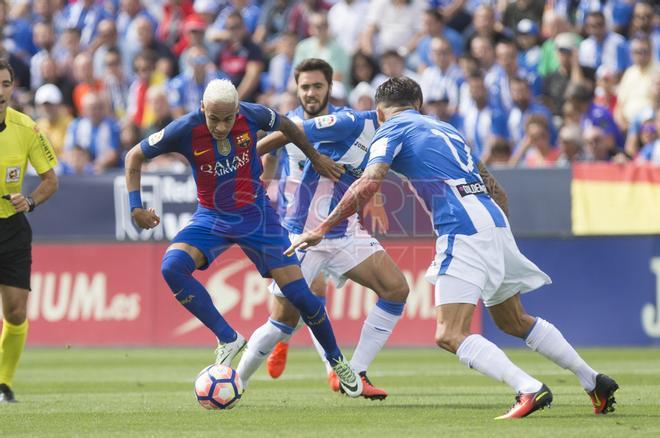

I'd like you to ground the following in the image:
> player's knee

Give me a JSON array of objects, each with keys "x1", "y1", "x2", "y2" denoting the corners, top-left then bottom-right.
[
  {"x1": 494, "y1": 315, "x2": 532, "y2": 338},
  {"x1": 377, "y1": 274, "x2": 409, "y2": 302},
  {"x1": 161, "y1": 250, "x2": 196, "y2": 292},
  {"x1": 434, "y1": 324, "x2": 462, "y2": 353},
  {"x1": 4, "y1": 306, "x2": 27, "y2": 325}
]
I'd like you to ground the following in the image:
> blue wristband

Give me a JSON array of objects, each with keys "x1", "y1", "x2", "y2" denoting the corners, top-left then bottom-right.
[{"x1": 128, "y1": 191, "x2": 143, "y2": 211}]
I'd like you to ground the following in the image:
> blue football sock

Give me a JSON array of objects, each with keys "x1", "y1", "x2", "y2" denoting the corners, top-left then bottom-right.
[
  {"x1": 161, "y1": 249, "x2": 237, "y2": 343},
  {"x1": 279, "y1": 278, "x2": 341, "y2": 363}
]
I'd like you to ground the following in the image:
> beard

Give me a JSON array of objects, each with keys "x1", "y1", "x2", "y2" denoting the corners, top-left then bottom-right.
[{"x1": 301, "y1": 92, "x2": 330, "y2": 117}]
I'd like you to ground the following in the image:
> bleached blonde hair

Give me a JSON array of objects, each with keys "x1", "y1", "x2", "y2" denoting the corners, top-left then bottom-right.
[{"x1": 203, "y1": 79, "x2": 238, "y2": 107}]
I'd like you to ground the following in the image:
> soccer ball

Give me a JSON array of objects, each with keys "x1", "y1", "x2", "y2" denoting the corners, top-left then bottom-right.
[{"x1": 194, "y1": 364, "x2": 243, "y2": 410}]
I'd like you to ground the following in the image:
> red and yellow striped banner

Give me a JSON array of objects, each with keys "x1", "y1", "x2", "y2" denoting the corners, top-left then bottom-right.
[{"x1": 572, "y1": 163, "x2": 660, "y2": 235}]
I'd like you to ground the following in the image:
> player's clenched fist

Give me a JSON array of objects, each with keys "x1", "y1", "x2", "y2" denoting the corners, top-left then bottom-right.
[{"x1": 132, "y1": 207, "x2": 161, "y2": 229}]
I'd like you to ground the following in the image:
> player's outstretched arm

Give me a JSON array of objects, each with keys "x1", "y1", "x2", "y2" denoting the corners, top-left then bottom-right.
[
  {"x1": 285, "y1": 163, "x2": 389, "y2": 255},
  {"x1": 477, "y1": 161, "x2": 509, "y2": 217},
  {"x1": 278, "y1": 115, "x2": 344, "y2": 181},
  {"x1": 125, "y1": 145, "x2": 160, "y2": 229},
  {"x1": 256, "y1": 131, "x2": 289, "y2": 156}
]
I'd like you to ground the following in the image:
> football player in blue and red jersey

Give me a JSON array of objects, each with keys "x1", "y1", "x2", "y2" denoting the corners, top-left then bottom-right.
[{"x1": 124, "y1": 79, "x2": 363, "y2": 397}]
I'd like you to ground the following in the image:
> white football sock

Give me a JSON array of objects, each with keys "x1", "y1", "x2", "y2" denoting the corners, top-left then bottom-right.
[
  {"x1": 308, "y1": 326, "x2": 333, "y2": 373},
  {"x1": 525, "y1": 318, "x2": 598, "y2": 391},
  {"x1": 236, "y1": 319, "x2": 291, "y2": 388},
  {"x1": 457, "y1": 334, "x2": 543, "y2": 394},
  {"x1": 350, "y1": 305, "x2": 402, "y2": 373}
]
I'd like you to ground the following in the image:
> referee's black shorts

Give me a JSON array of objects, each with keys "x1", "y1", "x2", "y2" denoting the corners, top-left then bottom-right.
[{"x1": 0, "y1": 213, "x2": 32, "y2": 290}]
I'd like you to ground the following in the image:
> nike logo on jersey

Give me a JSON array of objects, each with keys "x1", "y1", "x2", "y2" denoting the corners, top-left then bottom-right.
[{"x1": 194, "y1": 148, "x2": 211, "y2": 156}]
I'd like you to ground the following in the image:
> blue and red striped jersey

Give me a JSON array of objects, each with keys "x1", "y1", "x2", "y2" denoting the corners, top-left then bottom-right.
[{"x1": 140, "y1": 102, "x2": 280, "y2": 212}]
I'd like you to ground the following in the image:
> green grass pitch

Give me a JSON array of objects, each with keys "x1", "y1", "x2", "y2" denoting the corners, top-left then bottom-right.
[{"x1": 2, "y1": 347, "x2": 659, "y2": 437}]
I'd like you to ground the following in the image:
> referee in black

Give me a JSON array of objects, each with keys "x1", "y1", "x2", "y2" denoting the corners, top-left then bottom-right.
[{"x1": 0, "y1": 60, "x2": 58, "y2": 403}]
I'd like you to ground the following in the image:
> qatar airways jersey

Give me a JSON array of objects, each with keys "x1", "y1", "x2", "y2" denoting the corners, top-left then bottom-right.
[
  {"x1": 275, "y1": 104, "x2": 341, "y2": 218},
  {"x1": 282, "y1": 110, "x2": 379, "y2": 238},
  {"x1": 140, "y1": 102, "x2": 279, "y2": 213},
  {"x1": 367, "y1": 109, "x2": 507, "y2": 237}
]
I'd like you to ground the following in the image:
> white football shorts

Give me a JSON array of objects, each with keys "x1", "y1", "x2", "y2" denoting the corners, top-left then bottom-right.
[
  {"x1": 425, "y1": 226, "x2": 552, "y2": 307},
  {"x1": 270, "y1": 232, "x2": 384, "y2": 297}
]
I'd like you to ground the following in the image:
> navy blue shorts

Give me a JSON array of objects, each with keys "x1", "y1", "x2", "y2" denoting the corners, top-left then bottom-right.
[{"x1": 172, "y1": 204, "x2": 298, "y2": 277}]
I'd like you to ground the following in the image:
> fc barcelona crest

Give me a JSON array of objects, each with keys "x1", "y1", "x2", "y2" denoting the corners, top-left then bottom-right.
[
  {"x1": 218, "y1": 139, "x2": 231, "y2": 156},
  {"x1": 236, "y1": 132, "x2": 251, "y2": 148}
]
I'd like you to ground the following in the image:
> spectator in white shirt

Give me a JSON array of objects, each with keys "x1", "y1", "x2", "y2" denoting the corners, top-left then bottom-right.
[{"x1": 328, "y1": 0, "x2": 369, "y2": 55}]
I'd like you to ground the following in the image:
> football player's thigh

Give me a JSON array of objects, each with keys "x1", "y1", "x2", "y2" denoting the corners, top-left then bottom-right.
[{"x1": 343, "y1": 250, "x2": 408, "y2": 301}]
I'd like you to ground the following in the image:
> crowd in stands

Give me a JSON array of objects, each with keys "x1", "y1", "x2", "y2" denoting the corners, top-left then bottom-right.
[{"x1": 2, "y1": 0, "x2": 660, "y2": 174}]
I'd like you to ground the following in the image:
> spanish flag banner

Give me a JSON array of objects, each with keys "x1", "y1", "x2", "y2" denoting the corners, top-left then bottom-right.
[{"x1": 572, "y1": 163, "x2": 660, "y2": 235}]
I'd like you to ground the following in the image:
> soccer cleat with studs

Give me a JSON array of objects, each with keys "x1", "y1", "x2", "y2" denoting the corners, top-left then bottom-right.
[
  {"x1": 0, "y1": 384, "x2": 17, "y2": 403},
  {"x1": 494, "y1": 384, "x2": 553, "y2": 420},
  {"x1": 328, "y1": 370, "x2": 340, "y2": 392},
  {"x1": 267, "y1": 341, "x2": 289, "y2": 379},
  {"x1": 358, "y1": 372, "x2": 388, "y2": 400},
  {"x1": 214, "y1": 333, "x2": 247, "y2": 367},
  {"x1": 588, "y1": 374, "x2": 619, "y2": 415},
  {"x1": 330, "y1": 357, "x2": 362, "y2": 397}
]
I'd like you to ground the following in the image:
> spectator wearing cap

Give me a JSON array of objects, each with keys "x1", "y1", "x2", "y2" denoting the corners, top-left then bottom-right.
[
  {"x1": 615, "y1": 35, "x2": 660, "y2": 130},
  {"x1": 168, "y1": 46, "x2": 227, "y2": 118},
  {"x1": 502, "y1": 0, "x2": 544, "y2": 32},
  {"x1": 460, "y1": 73, "x2": 509, "y2": 160},
  {"x1": 487, "y1": 40, "x2": 542, "y2": 113},
  {"x1": 63, "y1": 0, "x2": 111, "y2": 48},
  {"x1": 507, "y1": 76, "x2": 556, "y2": 150},
  {"x1": 415, "y1": 9, "x2": 464, "y2": 72},
  {"x1": 359, "y1": 0, "x2": 426, "y2": 58},
  {"x1": 328, "y1": 0, "x2": 370, "y2": 56},
  {"x1": 628, "y1": 1, "x2": 660, "y2": 62},
  {"x1": 63, "y1": 92, "x2": 121, "y2": 173},
  {"x1": 538, "y1": 11, "x2": 572, "y2": 77},
  {"x1": 509, "y1": 114, "x2": 560, "y2": 168},
  {"x1": 292, "y1": 11, "x2": 350, "y2": 85},
  {"x1": 178, "y1": 14, "x2": 212, "y2": 73},
  {"x1": 624, "y1": 71, "x2": 660, "y2": 156},
  {"x1": 253, "y1": 0, "x2": 295, "y2": 51},
  {"x1": 556, "y1": 123, "x2": 586, "y2": 166},
  {"x1": 348, "y1": 81, "x2": 375, "y2": 110},
  {"x1": 637, "y1": 111, "x2": 660, "y2": 164},
  {"x1": 593, "y1": 65, "x2": 618, "y2": 114},
  {"x1": 566, "y1": 83, "x2": 623, "y2": 151},
  {"x1": 419, "y1": 37, "x2": 462, "y2": 112},
  {"x1": 214, "y1": 12, "x2": 264, "y2": 102},
  {"x1": 34, "y1": 84, "x2": 73, "y2": 158},
  {"x1": 578, "y1": 11, "x2": 630, "y2": 75},
  {"x1": 516, "y1": 19, "x2": 541, "y2": 75},
  {"x1": 541, "y1": 32, "x2": 594, "y2": 116}
]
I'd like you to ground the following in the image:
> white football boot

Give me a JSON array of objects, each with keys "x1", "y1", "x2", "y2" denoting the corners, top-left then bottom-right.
[
  {"x1": 330, "y1": 356, "x2": 363, "y2": 397},
  {"x1": 214, "y1": 333, "x2": 247, "y2": 366}
]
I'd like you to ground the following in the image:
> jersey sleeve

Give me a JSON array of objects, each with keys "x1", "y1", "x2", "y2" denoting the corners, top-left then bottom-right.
[
  {"x1": 140, "y1": 116, "x2": 188, "y2": 159},
  {"x1": 366, "y1": 122, "x2": 404, "y2": 167},
  {"x1": 28, "y1": 126, "x2": 58, "y2": 174},
  {"x1": 302, "y1": 112, "x2": 356, "y2": 143},
  {"x1": 240, "y1": 102, "x2": 281, "y2": 132}
]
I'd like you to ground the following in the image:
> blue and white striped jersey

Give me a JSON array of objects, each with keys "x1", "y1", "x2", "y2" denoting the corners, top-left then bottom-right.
[
  {"x1": 275, "y1": 104, "x2": 339, "y2": 219},
  {"x1": 367, "y1": 110, "x2": 507, "y2": 237},
  {"x1": 282, "y1": 110, "x2": 379, "y2": 238}
]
